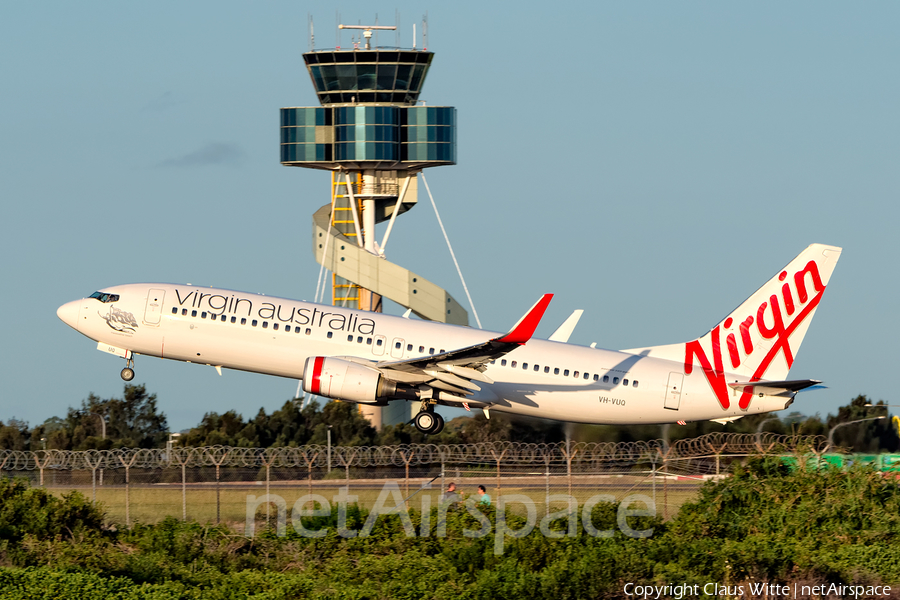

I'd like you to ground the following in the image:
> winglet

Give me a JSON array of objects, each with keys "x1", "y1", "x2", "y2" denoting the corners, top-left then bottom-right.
[{"x1": 496, "y1": 294, "x2": 553, "y2": 345}]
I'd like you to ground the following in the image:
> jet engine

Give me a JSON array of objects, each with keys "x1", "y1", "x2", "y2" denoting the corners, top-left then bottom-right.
[{"x1": 301, "y1": 357, "x2": 398, "y2": 403}]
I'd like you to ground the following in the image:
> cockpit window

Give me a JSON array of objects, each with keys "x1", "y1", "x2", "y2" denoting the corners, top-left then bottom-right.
[{"x1": 89, "y1": 291, "x2": 120, "y2": 303}]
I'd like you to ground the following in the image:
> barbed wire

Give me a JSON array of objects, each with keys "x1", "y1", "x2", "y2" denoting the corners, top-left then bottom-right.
[{"x1": 0, "y1": 433, "x2": 827, "y2": 471}]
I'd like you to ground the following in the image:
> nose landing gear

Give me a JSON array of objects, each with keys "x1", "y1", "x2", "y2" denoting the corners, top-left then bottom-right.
[{"x1": 120, "y1": 353, "x2": 135, "y2": 381}]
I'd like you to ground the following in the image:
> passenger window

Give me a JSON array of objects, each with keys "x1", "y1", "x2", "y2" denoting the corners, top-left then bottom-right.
[
  {"x1": 613, "y1": 377, "x2": 619, "y2": 384},
  {"x1": 395, "y1": 341, "x2": 402, "y2": 349},
  {"x1": 220, "y1": 315, "x2": 226, "y2": 322},
  {"x1": 501, "y1": 359, "x2": 507, "y2": 366},
  {"x1": 603, "y1": 375, "x2": 609, "y2": 383},
  {"x1": 171, "y1": 307, "x2": 177, "y2": 314},
  {"x1": 573, "y1": 371, "x2": 579, "y2": 378},
  {"x1": 230, "y1": 316, "x2": 236, "y2": 323},
  {"x1": 633, "y1": 380, "x2": 639, "y2": 388},
  {"x1": 327, "y1": 332, "x2": 333, "y2": 339},
  {"x1": 534, "y1": 365, "x2": 539, "y2": 372},
  {"x1": 544, "y1": 366, "x2": 550, "y2": 373},
  {"x1": 583, "y1": 373, "x2": 589, "y2": 380},
  {"x1": 252, "y1": 320, "x2": 258, "y2": 327},
  {"x1": 348, "y1": 335, "x2": 354, "y2": 342},
  {"x1": 305, "y1": 328, "x2": 311, "y2": 335},
  {"x1": 440, "y1": 349, "x2": 445, "y2": 353},
  {"x1": 407, "y1": 344, "x2": 413, "y2": 351},
  {"x1": 429, "y1": 348, "x2": 435, "y2": 354},
  {"x1": 377, "y1": 339, "x2": 383, "y2": 346},
  {"x1": 182, "y1": 309, "x2": 188, "y2": 316},
  {"x1": 367, "y1": 338, "x2": 372, "y2": 344},
  {"x1": 419, "y1": 346, "x2": 425, "y2": 352},
  {"x1": 272, "y1": 323, "x2": 279, "y2": 330},
  {"x1": 522, "y1": 363, "x2": 528, "y2": 369},
  {"x1": 564, "y1": 369, "x2": 569, "y2": 376},
  {"x1": 241, "y1": 318, "x2": 247, "y2": 325},
  {"x1": 192, "y1": 310, "x2": 197, "y2": 317},
  {"x1": 511, "y1": 361, "x2": 517, "y2": 368},
  {"x1": 593, "y1": 374, "x2": 599, "y2": 381},
  {"x1": 623, "y1": 379, "x2": 629, "y2": 386},
  {"x1": 554, "y1": 368, "x2": 560, "y2": 375},
  {"x1": 201, "y1": 312, "x2": 207, "y2": 319},
  {"x1": 262, "y1": 322, "x2": 268, "y2": 329},
  {"x1": 358, "y1": 337, "x2": 364, "y2": 343}
]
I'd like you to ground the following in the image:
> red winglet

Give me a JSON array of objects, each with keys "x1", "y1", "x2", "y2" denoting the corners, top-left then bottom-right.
[{"x1": 496, "y1": 294, "x2": 553, "y2": 345}]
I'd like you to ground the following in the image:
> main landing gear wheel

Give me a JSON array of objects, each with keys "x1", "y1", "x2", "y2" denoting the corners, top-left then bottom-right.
[
  {"x1": 414, "y1": 410, "x2": 445, "y2": 435},
  {"x1": 429, "y1": 413, "x2": 445, "y2": 435},
  {"x1": 414, "y1": 411, "x2": 436, "y2": 433}
]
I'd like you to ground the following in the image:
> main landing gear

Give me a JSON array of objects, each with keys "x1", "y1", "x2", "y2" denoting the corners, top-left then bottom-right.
[
  {"x1": 120, "y1": 353, "x2": 135, "y2": 381},
  {"x1": 414, "y1": 403, "x2": 445, "y2": 435}
]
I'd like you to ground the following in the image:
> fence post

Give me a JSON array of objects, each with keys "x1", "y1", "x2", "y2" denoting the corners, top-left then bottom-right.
[
  {"x1": 544, "y1": 452, "x2": 551, "y2": 517},
  {"x1": 34, "y1": 451, "x2": 53, "y2": 487},
  {"x1": 561, "y1": 441, "x2": 578, "y2": 499},
  {"x1": 83, "y1": 452, "x2": 101, "y2": 503},
  {"x1": 266, "y1": 463, "x2": 271, "y2": 525},
  {"x1": 400, "y1": 450, "x2": 415, "y2": 502},
  {"x1": 215, "y1": 464, "x2": 220, "y2": 524},
  {"x1": 126, "y1": 465, "x2": 130, "y2": 526},
  {"x1": 489, "y1": 449, "x2": 507, "y2": 495},
  {"x1": 181, "y1": 462, "x2": 187, "y2": 522},
  {"x1": 440, "y1": 451, "x2": 445, "y2": 494},
  {"x1": 117, "y1": 451, "x2": 139, "y2": 528},
  {"x1": 303, "y1": 451, "x2": 320, "y2": 507},
  {"x1": 203, "y1": 448, "x2": 231, "y2": 525}
]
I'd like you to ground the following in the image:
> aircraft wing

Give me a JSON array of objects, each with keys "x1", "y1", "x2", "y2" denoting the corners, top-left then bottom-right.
[{"x1": 374, "y1": 294, "x2": 553, "y2": 400}]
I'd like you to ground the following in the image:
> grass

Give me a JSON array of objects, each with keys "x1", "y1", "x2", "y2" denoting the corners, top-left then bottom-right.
[{"x1": 41, "y1": 475, "x2": 703, "y2": 526}]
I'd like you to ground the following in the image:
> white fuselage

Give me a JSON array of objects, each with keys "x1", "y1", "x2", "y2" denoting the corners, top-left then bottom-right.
[{"x1": 58, "y1": 283, "x2": 791, "y2": 425}]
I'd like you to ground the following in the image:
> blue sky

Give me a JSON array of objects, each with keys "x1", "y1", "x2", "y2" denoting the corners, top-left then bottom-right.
[{"x1": 2, "y1": 2, "x2": 898, "y2": 432}]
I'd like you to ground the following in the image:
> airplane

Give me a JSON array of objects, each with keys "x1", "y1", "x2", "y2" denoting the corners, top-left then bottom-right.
[{"x1": 57, "y1": 243, "x2": 841, "y2": 434}]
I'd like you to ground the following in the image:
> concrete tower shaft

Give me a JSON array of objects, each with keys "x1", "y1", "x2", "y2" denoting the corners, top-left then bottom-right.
[{"x1": 281, "y1": 24, "x2": 463, "y2": 428}]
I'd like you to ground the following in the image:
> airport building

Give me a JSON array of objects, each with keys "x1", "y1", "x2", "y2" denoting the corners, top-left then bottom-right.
[{"x1": 280, "y1": 23, "x2": 464, "y2": 428}]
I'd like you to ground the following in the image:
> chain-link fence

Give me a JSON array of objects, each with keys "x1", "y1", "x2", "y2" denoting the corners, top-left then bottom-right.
[{"x1": 0, "y1": 433, "x2": 827, "y2": 527}]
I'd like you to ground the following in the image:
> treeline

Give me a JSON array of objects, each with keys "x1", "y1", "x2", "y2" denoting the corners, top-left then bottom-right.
[
  {"x1": 0, "y1": 458, "x2": 898, "y2": 598},
  {"x1": 1, "y1": 385, "x2": 897, "y2": 452}
]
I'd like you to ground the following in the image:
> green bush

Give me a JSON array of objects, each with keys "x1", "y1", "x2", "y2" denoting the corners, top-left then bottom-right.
[{"x1": 1, "y1": 465, "x2": 900, "y2": 598}]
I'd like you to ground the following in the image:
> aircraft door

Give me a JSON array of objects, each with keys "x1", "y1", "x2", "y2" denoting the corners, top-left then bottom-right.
[
  {"x1": 665, "y1": 372, "x2": 683, "y2": 410},
  {"x1": 391, "y1": 338, "x2": 405, "y2": 359},
  {"x1": 143, "y1": 289, "x2": 166, "y2": 326},
  {"x1": 373, "y1": 335, "x2": 386, "y2": 356}
]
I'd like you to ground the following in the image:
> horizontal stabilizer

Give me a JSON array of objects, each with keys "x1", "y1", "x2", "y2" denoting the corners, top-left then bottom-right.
[{"x1": 727, "y1": 379, "x2": 822, "y2": 393}]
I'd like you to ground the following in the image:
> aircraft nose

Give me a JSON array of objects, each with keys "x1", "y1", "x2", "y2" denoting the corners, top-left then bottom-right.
[{"x1": 57, "y1": 300, "x2": 81, "y2": 329}]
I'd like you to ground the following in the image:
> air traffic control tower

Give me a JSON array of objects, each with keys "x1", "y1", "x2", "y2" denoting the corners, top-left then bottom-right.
[{"x1": 280, "y1": 23, "x2": 464, "y2": 428}]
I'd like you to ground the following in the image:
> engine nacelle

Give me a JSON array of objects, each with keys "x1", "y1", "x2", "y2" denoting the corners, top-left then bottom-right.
[{"x1": 301, "y1": 357, "x2": 397, "y2": 403}]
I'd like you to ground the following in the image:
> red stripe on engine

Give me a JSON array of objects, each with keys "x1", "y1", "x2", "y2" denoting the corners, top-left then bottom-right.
[{"x1": 310, "y1": 357, "x2": 325, "y2": 394}]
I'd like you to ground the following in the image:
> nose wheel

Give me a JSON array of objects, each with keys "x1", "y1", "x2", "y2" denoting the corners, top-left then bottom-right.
[
  {"x1": 414, "y1": 407, "x2": 445, "y2": 435},
  {"x1": 120, "y1": 354, "x2": 135, "y2": 381}
]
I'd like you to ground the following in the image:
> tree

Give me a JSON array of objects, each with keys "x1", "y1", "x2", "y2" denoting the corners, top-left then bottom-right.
[
  {"x1": 826, "y1": 395, "x2": 899, "y2": 453},
  {"x1": 54, "y1": 384, "x2": 169, "y2": 450},
  {"x1": 0, "y1": 419, "x2": 29, "y2": 451}
]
